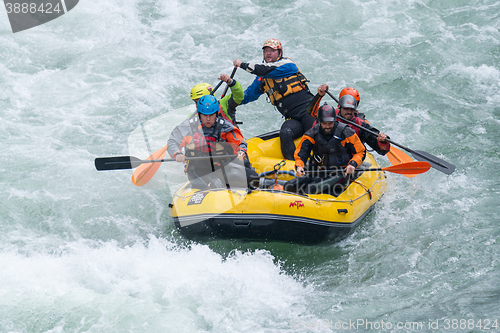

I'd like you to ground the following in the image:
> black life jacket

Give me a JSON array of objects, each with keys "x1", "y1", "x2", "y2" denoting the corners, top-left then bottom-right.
[{"x1": 311, "y1": 122, "x2": 352, "y2": 169}]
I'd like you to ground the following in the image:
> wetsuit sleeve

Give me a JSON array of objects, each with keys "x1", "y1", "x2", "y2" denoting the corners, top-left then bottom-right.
[
  {"x1": 341, "y1": 129, "x2": 366, "y2": 168},
  {"x1": 220, "y1": 80, "x2": 244, "y2": 121},
  {"x1": 240, "y1": 58, "x2": 299, "y2": 78},
  {"x1": 306, "y1": 93, "x2": 325, "y2": 118},
  {"x1": 358, "y1": 120, "x2": 391, "y2": 156},
  {"x1": 294, "y1": 135, "x2": 314, "y2": 169}
]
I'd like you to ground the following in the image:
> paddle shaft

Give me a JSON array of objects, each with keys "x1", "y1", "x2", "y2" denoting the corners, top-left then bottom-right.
[
  {"x1": 96, "y1": 154, "x2": 237, "y2": 171},
  {"x1": 221, "y1": 67, "x2": 238, "y2": 98},
  {"x1": 325, "y1": 90, "x2": 455, "y2": 174},
  {"x1": 145, "y1": 154, "x2": 236, "y2": 164},
  {"x1": 338, "y1": 114, "x2": 450, "y2": 169},
  {"x1": 211, "y1": 80, "x2": 224, "y2": 95}
]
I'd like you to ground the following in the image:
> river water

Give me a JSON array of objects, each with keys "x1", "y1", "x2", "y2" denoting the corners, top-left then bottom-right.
[{"x1": 1, "y1": 0, "x2": 499, "y2": 332}]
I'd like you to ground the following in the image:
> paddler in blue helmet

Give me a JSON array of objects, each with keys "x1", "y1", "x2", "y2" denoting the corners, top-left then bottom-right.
[
  {"x1": 168, "y1": 94, "x2": 247, "y2": 163},
  {"x1": 167, "y1": 94, "x2": 257, "y2": 188}
]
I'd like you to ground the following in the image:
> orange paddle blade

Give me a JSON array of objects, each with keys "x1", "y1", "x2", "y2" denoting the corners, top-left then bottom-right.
[
  {"x1": 131, "y1": 144, "x2": 168, "y2": 186},
  {"x1": 387, "y1": 146, "x2": 416, "y2": 178},
  {"x1": 387, "y1": 146, "x2": 414, "y2": 164},
  {"x1": 381, "y1": 161, "x2": 431, "y2": 175}
]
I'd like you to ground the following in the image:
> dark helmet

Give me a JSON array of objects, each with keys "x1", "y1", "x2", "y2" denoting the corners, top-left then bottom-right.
[
  {"x1": 338, "y1": 95, "x2": 357, "y2": 110},
  {"x1": 317, "y1": 103, "x2": 336, "y2": 122}
]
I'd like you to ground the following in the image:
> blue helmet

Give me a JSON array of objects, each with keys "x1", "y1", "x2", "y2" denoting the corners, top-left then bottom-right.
[{"x1": 197, "y1": 95, "x2": 219, "y2": 115}]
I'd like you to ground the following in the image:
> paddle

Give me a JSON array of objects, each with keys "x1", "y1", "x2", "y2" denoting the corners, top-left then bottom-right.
[
  {"x1": 220, "y1": 67, "x2": 237, "y2": 98},
  {"x1": 386, "y1": 146, "x2": 416, "y2": 178},
  {"x1": 95, "y1": 154, "x2": 237, "y2": 171},
  {"x1": 210, "y1": 80, "x2": 225, "y2": 95},
  {"x1": 359, "y1": 161, "x2": 430, "y2": 174},
  {"x1": 325, "y1": 91, "x2": 456, "y2": 175},
  {"x1": 132, "y1": 144, "x2": 168, "y2": 186},
  {"x1": 210, "y1": 69, "x2": 236, "y2": 96},
  {"x1": 304, "y1": 161, "x2": 431, "y2": 176}
]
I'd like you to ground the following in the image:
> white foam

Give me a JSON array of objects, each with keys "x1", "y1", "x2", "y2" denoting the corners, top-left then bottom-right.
[{"x1": 0, "y1": 238, "x2": 314, "y2": 331}]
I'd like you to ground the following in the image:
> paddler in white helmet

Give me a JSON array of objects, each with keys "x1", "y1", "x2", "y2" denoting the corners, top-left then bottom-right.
[{"x1": 233, "y1": 38, "x2": 316, "y2": 160}]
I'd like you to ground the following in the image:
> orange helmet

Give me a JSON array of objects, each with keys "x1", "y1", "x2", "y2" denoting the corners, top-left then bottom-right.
[
  {"x1": 262, "y1": 38, "x2": 283, "y2": 51},
  {"x1": 339, "y1": 87, "x2": 360, "y2": 107}
]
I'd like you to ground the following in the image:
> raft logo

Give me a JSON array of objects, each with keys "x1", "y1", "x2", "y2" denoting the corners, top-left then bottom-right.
[
  {"x1": 188, "y1": 192, "x2": 208, "y2": 205},
  {"x1": 3, "y1": 0, "x2": 79, "y2": 33},
  {"x1": 289, "y1": 200, "x2": 304, "y2": 209}
]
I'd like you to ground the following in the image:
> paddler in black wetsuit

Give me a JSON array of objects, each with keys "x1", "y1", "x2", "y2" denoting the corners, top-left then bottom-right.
[{"x1": 284, "y1": 104, "x2": 366, "y2": 196}]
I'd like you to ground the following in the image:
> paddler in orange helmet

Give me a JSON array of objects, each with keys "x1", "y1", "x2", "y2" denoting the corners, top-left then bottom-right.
[{"x1": 308, "y1": 84, "x2": 391, "y2": 156}]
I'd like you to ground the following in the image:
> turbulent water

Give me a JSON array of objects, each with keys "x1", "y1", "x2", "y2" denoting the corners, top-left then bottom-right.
[{"x1": 1, "y1": 0, "x2": 499, "y2": 332}]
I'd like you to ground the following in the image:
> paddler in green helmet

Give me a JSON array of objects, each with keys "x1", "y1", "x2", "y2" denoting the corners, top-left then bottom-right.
[{"x1": 189, "y1": 73, "x2": 244, "y2": 126}]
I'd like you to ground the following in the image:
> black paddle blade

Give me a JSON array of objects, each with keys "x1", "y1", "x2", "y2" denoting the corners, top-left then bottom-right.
[
  {"x1": 6, "y1": 0, "x2": 80, "y2": 33},
  {"x1": 411, "y1": 150, "x2": 456, "y2": 175},
  {"x1": 95, "y1": 156, "x2": 143, "y2": 171}
]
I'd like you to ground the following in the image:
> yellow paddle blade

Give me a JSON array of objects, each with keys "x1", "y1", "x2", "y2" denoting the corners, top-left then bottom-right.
[
  {"x1": 131, "y1": 144, "x2": 168, "y2": 186},
  {"x1": 387, "y1": 146, "x2": 416, "y2": 178}
]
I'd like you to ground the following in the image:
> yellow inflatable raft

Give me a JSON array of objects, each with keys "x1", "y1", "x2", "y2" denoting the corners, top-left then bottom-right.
[{"x1": 170, "y1": 130, "x2": 386, "y2": 244}]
